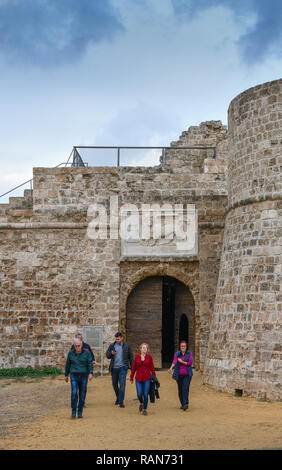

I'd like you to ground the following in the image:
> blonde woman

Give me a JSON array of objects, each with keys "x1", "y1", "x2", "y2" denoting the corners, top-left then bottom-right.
[{"x1": 130, "y1": 343, "x2": 156, "y2": 415}]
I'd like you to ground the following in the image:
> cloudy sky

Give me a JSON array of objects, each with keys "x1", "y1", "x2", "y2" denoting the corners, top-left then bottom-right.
[{"x1": 0, "y1": 0, "x2": 281, "y2": 202}]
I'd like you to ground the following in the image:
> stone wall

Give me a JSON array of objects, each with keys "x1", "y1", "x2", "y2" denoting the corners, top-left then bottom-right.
[
  {"x1": 0, "y1": 189, "x2": 33, "y2": 223},
  {"x1": 0, "y1": 120, "x2": 228, "y2": 373},
  {"x1": 0, "y1": 228, "x2": 120, "y2": 369}
]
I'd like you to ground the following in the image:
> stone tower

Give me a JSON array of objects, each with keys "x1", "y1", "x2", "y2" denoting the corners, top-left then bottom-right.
[{"x1": 202, "y1": 79, "x2": 282, "y2": 400}]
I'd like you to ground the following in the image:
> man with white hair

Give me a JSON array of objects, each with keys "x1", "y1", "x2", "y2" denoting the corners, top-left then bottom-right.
[
  {"x1": 71, "y1": 332, "x2": 96, "y2": 365},
  {"x1": 65, "y1": 338, "x2": 93, "y2": 419},
  {"x1": 70, "y1": 332, "x2": 96, "y2": 408}
]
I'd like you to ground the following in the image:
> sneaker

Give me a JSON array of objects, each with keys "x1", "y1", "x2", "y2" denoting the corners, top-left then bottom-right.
[
  {"x1": 119, "y1": 403, "x2": 125, "y2": 408},
  {"x1": 115, "y1": 400, "x2": 119, "y2": 405},
  {"x1": 139, "y1": 403, "x2": 143, "y2": 413},
  {"x1": 142, "y1": 410, "x2": 148, "y2": 416},
  {"x1": 183, "y1": 405, "x2": 188, "y2": 411},
  {"x1": 71, "y1": 412, "x2": 76, "y2": 419},
  {"x1": 77, "y1": 413, "x2": 83, "y2": 418}
]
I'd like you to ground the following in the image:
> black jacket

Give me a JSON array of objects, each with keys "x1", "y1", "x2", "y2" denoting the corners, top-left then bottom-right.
[
  {"x1": 106, "y1": 341, "x2": 134, "y2": 374},
  {"x1": 149, "y1": 374, "x2": 160, "y2": 403}
]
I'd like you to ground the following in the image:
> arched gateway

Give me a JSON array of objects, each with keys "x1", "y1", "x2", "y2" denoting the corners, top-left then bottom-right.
[{"x1": 126, "y1": 276, "x2": 195, "y2": 368}]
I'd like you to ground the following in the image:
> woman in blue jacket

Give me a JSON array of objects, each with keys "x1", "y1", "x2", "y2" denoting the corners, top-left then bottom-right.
[{"x1": 168, "y1": 340, "x2": 193, "y2": 411}]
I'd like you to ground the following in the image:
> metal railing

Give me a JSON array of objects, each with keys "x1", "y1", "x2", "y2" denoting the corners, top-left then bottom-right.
[
  {"x1": 0, "y1": 161, "x2": 79, "y2": 200},
  {"x1": 0, "y1": 145, "x2": 216, "y2": 200},
  {"x1": 0, "y1": 146, "x2": 90, "y2": 199},
  {"x1": 73, "y1": 145, "x2": 216, "y2": 167},
  {"x1": 0, "y1": 177, "x2": 34, "y2": 200}
]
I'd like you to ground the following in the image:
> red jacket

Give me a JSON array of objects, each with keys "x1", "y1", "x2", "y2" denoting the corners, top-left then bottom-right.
[{"x1": 130, "y1": 354, "x2": 156, "y2": 382}]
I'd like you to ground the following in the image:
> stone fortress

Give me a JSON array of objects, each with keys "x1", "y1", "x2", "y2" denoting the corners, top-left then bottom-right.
[{"x1": 0, "y1": 78, "x2": 281, "y2": 400}]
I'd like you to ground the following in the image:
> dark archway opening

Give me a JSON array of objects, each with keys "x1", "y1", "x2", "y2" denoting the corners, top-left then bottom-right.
[
  {"x1": 126, "y1": 275, "x2": 195, "y2": 368},
  {"x1": 162, "y1": 277, "x2": 175, "y2": 367},
  {"x1": 179, "y1": 314, "x2": 189, "y2": 345}
]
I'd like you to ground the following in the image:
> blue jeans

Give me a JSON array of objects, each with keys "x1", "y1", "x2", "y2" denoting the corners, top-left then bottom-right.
[
  {"x1": 177, "y1": 374, "x2": 192, "y2": 407},
  {"x1": 112, "y1": 367, "x2": 128, "y2": 405},
  {"x1": 70, "y1": 374, "x2": 88, "y2": 414},
  {"x1": 136, "y1": 379, "x2": 151, "y2": 410}
]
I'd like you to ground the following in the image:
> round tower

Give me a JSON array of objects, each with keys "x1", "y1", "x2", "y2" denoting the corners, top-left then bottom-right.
[{"x1": 202, "y1": 79, "x2": 282, "y2": 400}]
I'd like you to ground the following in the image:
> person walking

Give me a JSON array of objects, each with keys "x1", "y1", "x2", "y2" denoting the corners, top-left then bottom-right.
[
  {"x1": 130, "y1": 343, "x2": 156, "y2": 416},
  {"x1": 106, "y1": 332, "x2": 134, "y2": 408},
  {"x1": 71, "y1": 332, "x2": 96, "y2": 365},
  {"x1": 70, "y1": 332, "x2": 96, "y2": 408},
  {"x1": 168, "y1": 340, "x2": 193, "y2": 411},
  {"x1": 65, "y1": 338, "x2": 93, "y2": 419}
]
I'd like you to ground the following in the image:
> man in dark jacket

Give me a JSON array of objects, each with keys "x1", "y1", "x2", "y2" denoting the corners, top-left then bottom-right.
[
  {"x1": 106, "y1": 332, "x2": 133, "y2": 408},
  {"x1": 65, "y1": 338, "x2": 93, "y2": 419},
  {"x1": 70, "y1": 333, "x2": 96, "y2": 363},
  {"x1": 70, "y1": 333, "x2": 96, "y2": 408}
]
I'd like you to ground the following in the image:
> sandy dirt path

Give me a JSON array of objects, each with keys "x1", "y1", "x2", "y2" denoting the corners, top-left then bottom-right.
[{"x1": 0, "y1": 370, "x2": 281, "y2": 450}]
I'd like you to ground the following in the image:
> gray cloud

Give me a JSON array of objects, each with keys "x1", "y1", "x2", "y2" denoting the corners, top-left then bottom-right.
[
  {"x1": 171, "y1": 0, "x2": 282, "y2": 65},
  {"x1": 0, "y1": 0, "x2": 124, "y2": 67},
  {"x1": 237, "y1": 0, "x2": 282, "y2": 65}
]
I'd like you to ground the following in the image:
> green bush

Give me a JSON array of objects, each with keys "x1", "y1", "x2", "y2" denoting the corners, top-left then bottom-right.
[{"x1": 0, "y1": 367, "x2": 62, "y2": 377}]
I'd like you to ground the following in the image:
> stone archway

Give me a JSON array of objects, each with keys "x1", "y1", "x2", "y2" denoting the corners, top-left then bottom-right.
[
  {"x1": 119, "y1": 262, "x2": 200, "y2": 368},
  {"x1": 126, "y1": 275, "x2": 195, "y2": 368}
]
